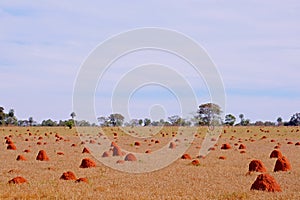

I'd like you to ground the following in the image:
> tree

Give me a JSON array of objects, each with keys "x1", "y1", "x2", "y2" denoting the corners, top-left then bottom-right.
[
  {"x1": 168, "y1": 115, "x2": 181, "y2": 126},
  {"x1": 239, "y1": 114, "x2": 244, "y2": 123},
  {"x1": 8, "y1": 109, "x2": 14, "y2": 118},
  {"x1": 70, "y1": 112, "x2": 76, "y2": 119},
  {"x1": 65, "y1": 119, "x2": 74, "y2": 129},
  {"x1": 264, "y1": 121, "x2": 275, "y2": 126},
  {"x1": 138, "y1": 119, "x2": 143, "y2": 126},
  {"x1": 97, "y1": 116, "x2": 109, "y2": 127},
  {"x1": 5, "y1": 109, "x2": 17, "y2": 126},
  {"x1": 277, "y1": 117, "x2": 283, "y2": 126},
  {"x1": 238, "y1": 113, "x2": 250, "y2": 126},
  {"x1": 254, "y1": 121, "x2": 264, "y2": 126},
  {"x1": 197, "y1": 103, "x2": 222, "y2": 126},
  {"x1": 0, "y1": 107, "x2": 5, "y2": 125},
  {"x1": 28, "y1": 117, "x2": 33, "y2": 126},
  {"x1": 108, "y1": 113, "x2": 124, "y2": 126},
  {"x1": 143, "y1": 118, "x2": 151, "y2": 126},
  {"x1": 224, "y1": 114, "x2": 236, "y2": 126},
  {"x1": 41, "y1": 119, "x2": 57, "y2": 126},
  {"x1": 129, "y1": 119, "x2": 139, "y2": 127},
  {"x1": 289, "y1": 113, "x2": 300, "y2": 126}
]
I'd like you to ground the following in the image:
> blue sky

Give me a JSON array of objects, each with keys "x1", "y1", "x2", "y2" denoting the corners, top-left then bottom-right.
[{"x1": 1, "y1": 1, "x2": 300, "y2": 123}]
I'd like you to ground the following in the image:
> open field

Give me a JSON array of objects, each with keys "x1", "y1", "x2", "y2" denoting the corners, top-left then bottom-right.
[{"x1": 0, "y1": 126, "x2": 300, "y2": 199}]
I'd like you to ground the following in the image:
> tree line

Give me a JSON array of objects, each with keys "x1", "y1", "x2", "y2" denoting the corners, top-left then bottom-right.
[{"x1": 1, "y1": 103, "x2": 300, "y2": 128}]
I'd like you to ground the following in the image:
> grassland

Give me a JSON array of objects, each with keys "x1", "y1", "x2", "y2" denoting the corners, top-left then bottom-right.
[{"x1": 0, "y1": 126, "x2": 299, "y2": 199}]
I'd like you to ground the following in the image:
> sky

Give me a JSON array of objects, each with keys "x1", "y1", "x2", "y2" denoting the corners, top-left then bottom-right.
[{"x1": 1, "y1": 0, "x2": 300, "y2": 124}]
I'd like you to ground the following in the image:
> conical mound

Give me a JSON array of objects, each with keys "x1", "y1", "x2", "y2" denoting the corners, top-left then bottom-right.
[
  {"x1": 8, "y1": 176, "x2": 27, "y2": 184},
  {"x1": 274, "y1": 156, "x2": 291, "y2": 172},
  {"x1": 124, "y1": 153, "x2": 137, "y2": 161},
  {"x1": 250, "y1": 174, "x2": 281, "y2": 192},
  {"x1": 60, "y1": 171, "x2": 77, "y2": 180},
  {"x1": 82, "y1": 147, "x2": 91, "y2": 154},
  {"x1": 249, "y1": 160, "x2": 267, "y2": 173},
  {"x1": 16, "y1": 155, "x2": 26, "y2": 161},
  {"x1": 80, "y1": 158, "x2": 96, "y2": 168},
  {"x1": 270, "y1": 150, "x2": 282, "y2": 159},
  {"x1": 36, "y1": 150, "x2": 49, "y2": 161}
]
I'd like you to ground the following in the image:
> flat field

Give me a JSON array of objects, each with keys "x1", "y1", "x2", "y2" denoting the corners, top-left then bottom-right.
[{"x1": 0, "y1": 126, "x2": 300, "y2": 199}]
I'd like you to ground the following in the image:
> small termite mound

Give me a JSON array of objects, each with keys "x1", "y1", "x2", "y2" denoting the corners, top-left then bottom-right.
[
  {"x1": 82, "y1": 147, "x2": 91, "y2": 154},
  {"x1": 248, "y1": 160, "x2": 267, "y2": 173},
  {"x1": 36, "y1": 150, "x2": 49, "y2": 161},
  {"x1": 60, "y1": 171, "x2": 77, "y2": 180},
  {"x1": 274, "y1": 156, "x2": 291, "y2": 172},
  {"x1": 16, "y1": 155, "x2": 26, "y2": 161},
  {"x1": 80, "y1": 158, "x2": 96, "y2": 168},
  {"x1": 124, "y1": 153, "x2": 137, "y2": 161},
  {"x1": 8, "y1": 176, "x2": 27, "y2": 184},
  {"x1": 75, "y1": 177, "x2": 89, "y2": 183},
  {"x1": 181, "y1": 153, "x2": 192, "y2": 160},
  {"x1": 270, "y1": 150, "x2": 282, "y2": 159},
  {"x1": 221, "y1": 143, "x2": 231, "y2": 150}
]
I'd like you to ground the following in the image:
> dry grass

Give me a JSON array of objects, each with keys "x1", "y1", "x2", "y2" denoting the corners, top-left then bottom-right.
[{"x1": 0, "y1": 126, "x2": 300, "y2": 199}]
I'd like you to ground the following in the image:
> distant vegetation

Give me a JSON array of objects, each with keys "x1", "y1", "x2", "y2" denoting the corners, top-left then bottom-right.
[{"x1": 0, "y1": 104, "x2": 299, "y2": 127}]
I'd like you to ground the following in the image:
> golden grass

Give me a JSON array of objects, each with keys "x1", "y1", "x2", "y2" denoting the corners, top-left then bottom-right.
[{"x1": 0, "y1": 126, "x2": 299, "y2": 199}]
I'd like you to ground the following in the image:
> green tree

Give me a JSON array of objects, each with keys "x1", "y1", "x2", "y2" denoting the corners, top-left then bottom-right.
[
  {"x1": 143, "y1": 118, "x2": 151, "y2": 126},
  {"x1": 109, "y1": 113, "x2": 124, "y2": 126},
  {"x1": 70, "y1": 112, "x2": 76, "y2": 119},
  {"x1": 224, "y1": 114, "x2": 236, "y2": 126},
  {"x1": 289, "y1": 113, "x2": 300, "y2": 126},
  {"x1": 238, "y1": 113, "x2": 250, "y2": 126},
  {"x1": 277, "y1": 117, "x2": 283, "y2": 126},
  {"x1": 28, "y1": 117, "x2": 33, "y2": 126},
  {"x1": 65, "y1": 119, "x2": 74, "y2": 129},
  {"x1": 8, "y1": 109, "x2": 14, "y2": 118},
  {"x1": 168, "y1": 115, "x2": 181, "y2": 126},
  {"x1": 138, "y1": 119, "x2": 143, "y2": 126},
  {"x1": 197, "y1": 103, "x2": 222, "y2": 126},
  {"x1": 129, "y1": 119, "x2": 139, "y2": 127},
  {"x1": 97, "y1": 116, "x2": 109, "y2": 127},
  {"x1": 0, "y1": 107, "x2": 5, "y2": 125},
  {"x1": 41, "y1": 119, "x2": 57, "y2": 126},
  {"x1": 5, "y1": 109, "x2": 17, "y2": 126},
  {"x1": 239, "y1": 114, "x2": 244, "y2": 123}
]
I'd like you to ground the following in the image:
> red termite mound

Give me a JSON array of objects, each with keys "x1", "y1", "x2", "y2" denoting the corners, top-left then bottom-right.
[
  {"x1": 191, "y1": 159, "x2": 200, "y2": 166},
  {"x1": 60, "y1": 171, "x2": 77, "y2": 180},
  {"x1": 8, "y1": 176, "x2": 27, "y2": 184},
  {"x1": 102, "y1": 151, "x2": 111, "y2": 157},
  {"x1": 181, "y1": 153, "x2": 192, "y2": 160},
  {"x1": 113, "y1": 146, "x2": 123, "y2": 156},
  {"x1": 169, "y1": 142, "x2": 176, "y2": 149},
  {"x1": 134, "y1": 141, "x2": 141, "y2": 146},
  {"x1": 249, "y1": 160, "x2": 267, "y2": 173},
  {"x1": 124, "y1": 153, "x2": 137, "y2": 161},
  {"x1": 238, "y1": 144, "x2": 246, "y2": 149},
  {"x1": 274, "y1": 156, "x2": 291, "y2": 172},
  {"x1": 250, "y1": 174, "x2": 281, "y2": 192},
  {"x1": 80, "y1": 158, "x2": 96, "y2": 168},
  {"x1": 16, "y1": 155, "x2": 26, "y2": 161},
  {"x1": 221, "y1": 143, "x2": 231, "y2": 150},
  {"x1": 36, "y1": 150, "x2": 49, "y2": 161},
  {"x1": 270, "y1": 150, "x2": 282, "y2": 159},
  {"x1": 82, "y1": 147, "x2": 90, "y2": 154},
  {"x1": 219, "y1": 156, "x2": 226, "y2": 160},
  {"x1": 7, "y1": 144, "x2": 17, "y2": 150},
  {"x1": 75, "y1": 177, "x2": 89, "y2": 183}
]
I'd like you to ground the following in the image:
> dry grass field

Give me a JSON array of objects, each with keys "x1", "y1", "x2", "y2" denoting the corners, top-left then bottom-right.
[{"x1": 0, "y1": 126, "x2": 300, "y2": 199}]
